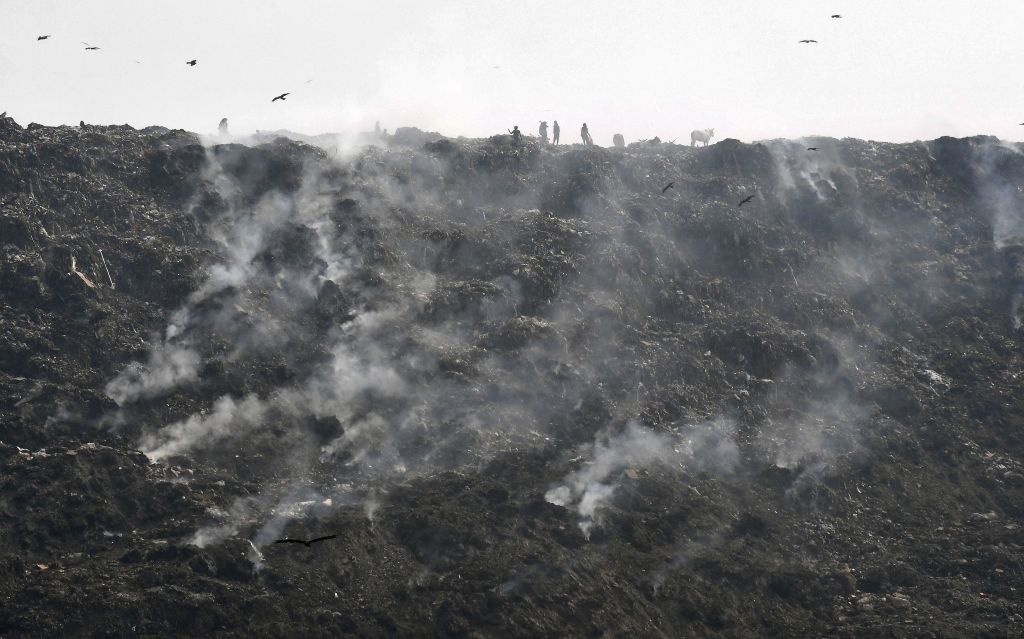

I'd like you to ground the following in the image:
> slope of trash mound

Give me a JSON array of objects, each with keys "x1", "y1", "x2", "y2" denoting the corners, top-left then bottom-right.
[{"x1": 2, "y1": 113, "x2": 1024, "y2": 637}]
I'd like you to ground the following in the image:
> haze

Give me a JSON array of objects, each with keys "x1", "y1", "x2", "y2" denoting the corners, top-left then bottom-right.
[{"x1": 2, "y1": 0, "x2": 1022, "y2": 144}]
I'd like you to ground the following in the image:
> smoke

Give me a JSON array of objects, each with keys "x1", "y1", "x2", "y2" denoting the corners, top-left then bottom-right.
[
  {"x1": 969, "y1": 140, "x2": 1024, "y2": 328},
  {"x1": 766, "y1": 138, "x2": 856, "y2": 203},
  {"x1": 973, "y1": 141, "x2": 1024, "y2": 250},
  {"x1": 104, "y1": 130, "x2": 975, "y2": 552},
  {"x1": 140, "y1": 394, "x2": 267, "y2": 462},
  {"x1": 189, "y1": 496, "x2": 266, "y2": 548},
  {"x1": 545, "y1": 420, "x2": 739, "y2": 538},
  {"x1": 104, "y1": 341, "x2": 200, "y2": 406}
]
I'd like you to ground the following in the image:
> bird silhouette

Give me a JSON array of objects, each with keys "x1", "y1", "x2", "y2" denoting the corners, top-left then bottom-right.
[
  {"x1": 799, "y1": 39, "x2": 818, "y2": 44},
  {"x1": 807, "y1": 147, "x2": 819, "y2": 151},
  {"x1": 37, "y1": 35, "x2": 50, "y2": 41},
  {"x1": 81, "y1": 41, "x2": 100, "y2": 50},
  {"x1": 272, "y1": 93, "x2": 290, "y2": 102},
  {"x1": 738, "y1": 195, "x2": 755, "y2": 207},
  {"x1": 662, "y1": 182, "x2": 675, "y2": 194},
  {"x1": 274, "y1": 534, "x2": 337, "y2": 547},
  {"x1": 84, "y1": 46, "x2": 100, "y2": 50},
  {"x1": 186, "y1": 59, "x2": 197, "y2": 66},
  {"x1": 831, "y1": 14, "x2": 842, "y2": 18}
]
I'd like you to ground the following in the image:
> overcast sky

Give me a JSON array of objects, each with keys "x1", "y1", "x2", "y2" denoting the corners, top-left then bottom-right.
[{"x1": 2, "y1": 0, "x2": 1023, "y2": 144}]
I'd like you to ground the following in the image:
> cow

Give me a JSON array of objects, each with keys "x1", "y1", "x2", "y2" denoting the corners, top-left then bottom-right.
[{"x1": 690, "y1": 128, "x2": 714, "y2": 147}]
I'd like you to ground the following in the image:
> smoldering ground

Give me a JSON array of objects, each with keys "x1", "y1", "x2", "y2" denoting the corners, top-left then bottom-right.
[
  {"x1": 99, "y1": 132, "x2": 954, "y2": 558},
  {"x1": 5, "y1": 118, "x2": 1024, "y2": 635}
]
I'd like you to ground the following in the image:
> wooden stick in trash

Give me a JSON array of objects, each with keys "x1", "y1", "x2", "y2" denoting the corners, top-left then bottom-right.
[
  {"x1": 99, "y1": 249, "x2": 115, "y2": 289},
  {"x1": 69, "y1": 254, "x2": 96, "y2": 289}
]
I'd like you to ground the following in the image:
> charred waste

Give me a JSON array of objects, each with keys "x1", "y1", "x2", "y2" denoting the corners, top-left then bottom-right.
[{"x1": 1, "y1": 114, "x2": 1023, "y2": 637}]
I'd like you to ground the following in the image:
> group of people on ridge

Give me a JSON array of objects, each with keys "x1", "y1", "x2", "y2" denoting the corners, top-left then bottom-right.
[{"x1": 509, "y1": 120, "x2": 593, "y2": 146}]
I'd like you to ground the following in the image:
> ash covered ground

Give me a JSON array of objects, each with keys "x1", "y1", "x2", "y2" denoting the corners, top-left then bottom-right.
[{"x1": 1, "y1": 115, "x2": 1024, "y2": 637}]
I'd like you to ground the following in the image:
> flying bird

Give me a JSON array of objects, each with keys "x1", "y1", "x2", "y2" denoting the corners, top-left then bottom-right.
[
  {"x1": 274, "y1": 534, "x2": 337, "y2": 547},
  {"x1": 831, "y1": 14, "x2": 842, "y2": 18},
  {"x1": 738, "y1": 195, "x2": 755, "y2": 207},
  {"x1": 37, "y1": 35, "x2": 50, "y2": 41},
  {"x1": 81, "y1": 41, "x2": 100, "y2": 50},
  {"x1": 186, "y1": 59, "x2": 197, "y2": 66},
  {"x1": 799, "y1": 39, "x2": 818, "y2": 44},
  {"x1": 272, "y1": 93, "x2": 290, "y2": 102},
  {"x1": 662, "y1": 182, "x2": 675, "y2": 194},
  {"x1": 807, "y1": 147, "x2": 819, "y2": 151}
]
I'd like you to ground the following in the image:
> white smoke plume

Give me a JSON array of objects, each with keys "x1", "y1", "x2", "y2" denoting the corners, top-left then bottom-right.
[
  {"x1": 974, "y1": 142, "x2": 1024, "y2": 249},
  {"x1": 108, "y1": 131, "x2": 926, "y2": 552},
  {"x1": 104, "y1": 341, "x2": 200, "y2": 406},
  {"x1": 545, "y1": 420, "x2": 739, "y2": 538},
  {"x1": 189, "y1": 496, "x2": 265, "y2": 548},
  {"x1": 140, "y1": 394, "x2": 267, "y2": 462}
]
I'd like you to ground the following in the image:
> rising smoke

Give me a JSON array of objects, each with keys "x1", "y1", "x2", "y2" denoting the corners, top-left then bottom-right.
[{"x1": 102, "y1": 130, "x2": 993, "y2": 555}]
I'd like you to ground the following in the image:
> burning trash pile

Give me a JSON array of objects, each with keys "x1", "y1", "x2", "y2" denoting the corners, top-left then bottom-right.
[{"x1": 1, "y1": 116, "x2": 1023, "y2": 636}]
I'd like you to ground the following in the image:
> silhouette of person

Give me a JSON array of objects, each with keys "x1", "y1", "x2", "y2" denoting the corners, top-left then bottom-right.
[
  {"x1": 553, "y1": 120, "x2": 560, "y2": 145},
  {"x1": 375, "y1": 121, "x2": 381, "y2": 136},
  {"x1": 218, "y1": 118, "x2": 229, "y2": 135},
  {"x1": 509, "y1": 125, "x2": 522, "y2": 144},
  {"x1": 539, "y1": 121, "x2": 549, "y2": 144},
  {"x1": 581, "y1": 123, "x2": 593, "y2": 146}
]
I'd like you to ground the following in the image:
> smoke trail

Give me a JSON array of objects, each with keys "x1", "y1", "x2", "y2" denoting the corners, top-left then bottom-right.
[
  {"x1": 545, "y1": 420, "x2": 739, "y2": 538},
  {"x1": 104, "y1": 341, "x2": 200, "y2": 406}
]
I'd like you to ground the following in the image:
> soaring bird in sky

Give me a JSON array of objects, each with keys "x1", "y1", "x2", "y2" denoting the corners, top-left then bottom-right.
[
  {"x1": 37, "y1": 35, "x2": 50, "y2": 41},
  {"x1": 831, "y1": 14, "x2": 842, "y2": 18},
  {"x1": 272, "y1": 93, "x2": 290, "y2": 102},
  {"x1": 662, "y1": 182, "x2": 675, "y2": 194},
  {"x1": 738, "y1": 195, "x2": 755, "y2": 207},
  {"x1": 799, "y1": 39, "x2": 818, "y2": 44},
  {"x1": 274, "y1": 534, "x2": 337, "y2": 547},
  {"x1": 82, "y1": 42, "x2": 100, "y2": 50},
  {"x1": 807, "y1": 147, "x2": 819, "y2": 151},
  {"x1": 186, "y1": 59, "x2": 197, "y2": 66}
]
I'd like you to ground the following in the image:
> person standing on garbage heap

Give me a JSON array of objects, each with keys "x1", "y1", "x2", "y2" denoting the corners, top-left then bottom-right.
[
  {"x1": 375, "y1": 121, "x2": 381, "y2": 136},
  {"x1": 581, "y1": 123, "x2": 593, "y2": 146},
  {"x1": 553, "y1": 120, "x2": 560, "y2": 145},
  {"x1": 509, "y1": 125, "x2": 522, "y2": 144},
  {"x1": 539, "y1": 121, "x2": 549, "y2": 144},
  {"x1": 218, "y1": 118, "x2": 229, "y2": 135}
]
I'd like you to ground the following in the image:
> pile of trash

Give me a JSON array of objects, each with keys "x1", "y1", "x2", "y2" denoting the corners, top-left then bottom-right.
[{"x1": 1, "y1": 116, "x2": 1023, "y2": 636}]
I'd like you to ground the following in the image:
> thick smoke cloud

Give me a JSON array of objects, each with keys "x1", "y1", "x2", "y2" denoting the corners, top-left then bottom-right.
[{"x1": 103, "y1": 131, "x2": 983, "y2": 554}]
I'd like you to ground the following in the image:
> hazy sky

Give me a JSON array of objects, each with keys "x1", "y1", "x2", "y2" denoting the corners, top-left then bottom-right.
[{"x1": 2, "y1": 1, "x2": 1023, "y2": 144}]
